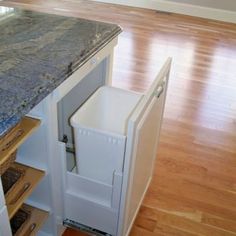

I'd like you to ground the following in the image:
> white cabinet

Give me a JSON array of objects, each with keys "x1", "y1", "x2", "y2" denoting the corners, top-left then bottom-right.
[
  {"x1": 64, "y1": 87, "x2": 142, "y2": 235},
  {"x1": 0, "y1": 180, "x2": 5, "y2": 209},
  {"x1": 46, "y1": 37, "x2": 119, "y2": 235},
  {"x1": 58, "y1": 58, "x2": 172, "y2": 235},
  {"x1": 0, "y1": 207, "x2": 11, "y2": 236}
]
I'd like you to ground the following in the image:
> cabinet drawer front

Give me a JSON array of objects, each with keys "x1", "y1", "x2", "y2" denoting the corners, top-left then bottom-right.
[
  {"x1": 64, "y1": 171, "x2": 123, "y2": 235},
  {"x1": 0, "y1": 117, "x2": 41, "y2": 176},
  {"x1": 119, "y1": 58, "x2": 171, "y2": 236},
  {"x1": 65, "y1": 192, "x2": 119, "y2": 235},
  {"x1": 126, "y1": 96, "x2": 164, "y2": 231},
  {"x1": 3, "y1": 162, "x2": 45, "y2": 219}
]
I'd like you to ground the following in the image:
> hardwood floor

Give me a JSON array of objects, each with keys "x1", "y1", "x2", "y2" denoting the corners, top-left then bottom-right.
[{"x1": 3, "y1": 0, "x2": 236, "y2": 235}]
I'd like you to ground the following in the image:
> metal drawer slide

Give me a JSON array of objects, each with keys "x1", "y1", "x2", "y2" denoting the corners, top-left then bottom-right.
[{"x1": 63, "y1": 219, "x2": 112, "y2": 236}]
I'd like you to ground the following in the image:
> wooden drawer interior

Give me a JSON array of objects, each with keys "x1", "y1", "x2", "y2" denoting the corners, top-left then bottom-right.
[
  {"x1": 2, "y1": 162, "x2": 45, "y2": 219},
  {"x1": 0, "y1": 117, "x2": 41, "y2": 176},
  {"x1": 10, "y1": 203, "x2": 49, "y2": 236}
]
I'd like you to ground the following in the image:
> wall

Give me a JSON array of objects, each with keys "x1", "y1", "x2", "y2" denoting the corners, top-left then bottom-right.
[
  {"x1": 166, "y1": 0, "x2": 236, "y2": 12},
  {"x1": 92, "y1": 0, "x2": 236, "y2": 23}
]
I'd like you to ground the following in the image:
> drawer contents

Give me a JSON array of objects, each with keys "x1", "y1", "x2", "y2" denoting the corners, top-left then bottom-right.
[
  {"x1": 2, "y1": 162, "x2": 45, "y2": 219},
  {"x1": 0, "y1": 117, "x2": 41, "y2": 176},
  {"x1": 10, "y1": 208, "x2": 30, "y2": 235},
  {"x1": 70, "y1": 86, "x2": 142, "y2": 185},
  {"x1": 10, "y1": 204, "x2": 49, "y2": 236},
  {"x1": 2, "y1": 165, "x2": 24, "y2": 195}
]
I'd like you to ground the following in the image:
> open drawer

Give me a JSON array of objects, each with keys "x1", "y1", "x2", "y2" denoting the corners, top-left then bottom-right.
[
  {"x1": 10, "y1": 203, "x2": 49, "y2": 236},
  {"x1": 2, "y1": 162, "x2": 45, "y2": 219},
  {"x1": 0, "y1": 117, "x2": 41, "y2": 176},
  {"x1": 60, "y1": 58, "x2": 172, "y2": 236}
]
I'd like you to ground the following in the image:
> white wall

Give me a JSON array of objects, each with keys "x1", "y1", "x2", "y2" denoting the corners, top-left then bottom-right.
[
  {"x1": 93, "y1": 0, "x2": 236, "y2": 23},
  {"x1": 166, "y1": 0, "x2": 236, "y2": 12}
]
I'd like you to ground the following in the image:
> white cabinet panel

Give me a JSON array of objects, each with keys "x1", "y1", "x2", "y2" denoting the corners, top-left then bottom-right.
[
  {"x1": 0, "y1": 181, "x2": 5, "y2": 209},
  {"x1": 126, "y1": 95, "x2": 164, "y2": 231},
  {"x1": 60, "y1": 58, "x2": 171, "y2": 236},
  {"x1": 119, "y1": 58, "x2": 171, "y2": 236},
  {"x1": 0, "y1": 206, "x2": 11, "y2": 236}
]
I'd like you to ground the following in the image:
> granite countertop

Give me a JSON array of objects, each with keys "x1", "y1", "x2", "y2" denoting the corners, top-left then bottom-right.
[{"x1": 0, "y1": 6, "x2": 121, "y2": 136}]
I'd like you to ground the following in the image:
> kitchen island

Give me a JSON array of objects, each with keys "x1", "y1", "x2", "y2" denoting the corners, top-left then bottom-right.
[
  {"x1": 0, "y1": 6, "x2": 121, "y2": 236},
  {"x1": 0, "y1": 5, "x2": 171, "y2": 236}
]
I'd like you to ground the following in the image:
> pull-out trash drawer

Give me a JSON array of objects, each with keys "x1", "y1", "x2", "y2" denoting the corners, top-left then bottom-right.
[
  {"x1": 61, "y1": 58, "x2": 172, "y2": 236},
  {"x1": 63, "y1": 87, "x2": 142, "y2": 235}
]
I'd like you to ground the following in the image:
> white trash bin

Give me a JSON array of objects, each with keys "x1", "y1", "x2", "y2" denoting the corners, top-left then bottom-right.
[{"x1": 70, "y1": 86, "x2": 142, "y2": 185}]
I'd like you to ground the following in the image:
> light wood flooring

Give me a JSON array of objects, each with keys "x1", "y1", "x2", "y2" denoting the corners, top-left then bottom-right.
[{"x1": 3, "y1": 0, "x2": 236, "y2": 235}]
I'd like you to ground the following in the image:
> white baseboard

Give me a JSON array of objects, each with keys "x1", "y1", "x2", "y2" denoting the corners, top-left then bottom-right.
[{"x1": 92, "y1": 0, "x2": 236, "y2": 24}]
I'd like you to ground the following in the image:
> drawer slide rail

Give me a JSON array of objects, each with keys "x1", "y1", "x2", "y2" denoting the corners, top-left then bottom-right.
[{"x1": 63, "y1": 219, "x2": 112, "y2": 236}]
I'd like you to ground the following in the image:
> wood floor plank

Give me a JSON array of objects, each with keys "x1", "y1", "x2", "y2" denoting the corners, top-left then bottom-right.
[
  {"x1": 202, "y1": 213, "x2": 236, "y2": 233},
  {"x1": 153, "y1": 209, "x2": 236, "y2": 236},
  {"x1": 143, "y1": 190, "x2": 236, "y2": 222},
  {"x1": 139, "y1": 206, "x2": 236, "y2": 236},
  {"x1": 155, "y1": 222, "x2": 199, "y2": 236},
  {"x1": 134, "y1": 215, "x2": 157, "y2": 232},
  {"x1": 156, "y1": 156, "x2": 236, "y2": 193},
  {"x1": 130, "y1": 226, "x2": 162, "y2": 236}
]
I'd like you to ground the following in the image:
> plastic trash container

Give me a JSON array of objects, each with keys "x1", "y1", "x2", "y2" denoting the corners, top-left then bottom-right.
[{"x1": 70, "y1": 86, "x2": 142, "y2": 185}]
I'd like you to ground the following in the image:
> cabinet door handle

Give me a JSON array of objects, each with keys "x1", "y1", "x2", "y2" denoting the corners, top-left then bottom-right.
[
  {"x1": 90, "y1": 57, "x2": 99, "y2": 66},
  {"x1": 154, "y1": 85, "x2": 164, "y2": 98},
  {"x1": 23, "y1": 223, "x2": 36, "y2": 236},
  {"x1": 9, "y1": 182, "x2": 30, "y2": 205}
]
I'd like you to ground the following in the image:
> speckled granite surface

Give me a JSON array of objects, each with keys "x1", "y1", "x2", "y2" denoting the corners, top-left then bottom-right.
[{"x1": 0, "y1": 6, "x2": 121, "y2": 136}]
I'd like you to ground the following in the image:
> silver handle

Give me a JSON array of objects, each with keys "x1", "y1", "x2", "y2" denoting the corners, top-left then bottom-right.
[
  {"x1": 23, "y1": 223, "x2": 36, "y2": 236},
  {"x1": 9, "y1": 182, "x2": 31, "y2": 205},
  {"x1": 1, "y1": 129, "x2": 24, "y2": 151},
  {"x1": 154, "y1": 85, "x2": 164, "y2": 98},
  {"x1": 154, "y1": 77, "x2": 167, "y2": 98}
]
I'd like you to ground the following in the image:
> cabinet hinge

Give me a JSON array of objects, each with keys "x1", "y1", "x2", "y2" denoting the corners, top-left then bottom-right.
[{"x1": 62, "y1": 134, "x2": 68, "y2": 144}]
